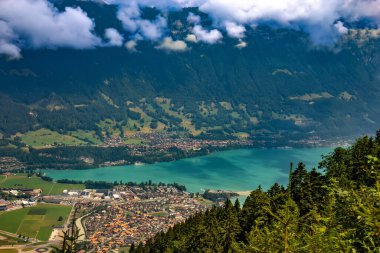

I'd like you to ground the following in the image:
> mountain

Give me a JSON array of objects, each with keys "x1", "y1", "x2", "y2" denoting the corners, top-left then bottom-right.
[{"x1": 0, "y1": 1, "x2": 380, "y2": 146}]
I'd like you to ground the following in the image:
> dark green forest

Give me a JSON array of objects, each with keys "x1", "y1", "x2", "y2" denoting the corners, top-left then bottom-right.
[{"x1": 131, "y1": 131, "x2": 380, "y2": 252}]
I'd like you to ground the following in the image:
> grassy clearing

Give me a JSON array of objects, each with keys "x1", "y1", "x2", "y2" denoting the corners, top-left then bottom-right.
[
  {"x1": 97, "y1": 119, "x2": 123, "y2": 137},
  {"x1": 16, "y1": 128, "x2": 86, "y2": 148},
  {"x1": 250, "y1": 116, "x2": 259, "y2": 125},
  {"x1": 0, "y1": 204, "x2": 72, "y2": 241},
  {"x1": 0, "y1": 174, "x2": 84, "y2": 195},
  {"x1": 69, "y1": 130, "x2": 102, "y2": 145},
  {"x1": 155, "y1": 97, "x2": 172, "y2": 110},
  {"x1": 233, "y1": 132, "x2": 250, "y2": 139},
  {"x1": 199, "y1": 102, "x2": 218, "y2": 117},
  {"x1": 128, "y1": 106, "x2": 166, "y2": 133},
  {"x1": 100, "y1": 92, "x2": 119, "y2": 108},
  {"x1": 230, "y1": 111, "x2": 241, "y2": 119},
  {"x1": 154, "y1": 98, "x2": 204, "y2": 135},
  {"x1": 124, "y1": 138, "x2": 144, "y2": 145},
  {"x1": 21, "y1": 247, "x2": 35, "y2": 252},
  {"x1": 0, "y1": 249, "x2": 18, "y2": 253},
  {"x1": 181, "y1": 120, "x2": 202, "y2": 136},
  {"x1": 219, "y1": 101, "x2": 233, "y2": 110},
  {"x1": 196, "y1": 198, "x2": 214, "y2": 205}
]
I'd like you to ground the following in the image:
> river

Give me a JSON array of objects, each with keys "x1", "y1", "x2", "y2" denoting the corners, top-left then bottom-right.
[{"x1": 43, "y1": 147, "x2": 333, "y2": 193}]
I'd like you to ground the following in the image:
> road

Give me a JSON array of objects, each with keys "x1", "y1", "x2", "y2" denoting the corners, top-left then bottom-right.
[{"x1": 75, "y1": 211, "x2": 94, "y2": 241}]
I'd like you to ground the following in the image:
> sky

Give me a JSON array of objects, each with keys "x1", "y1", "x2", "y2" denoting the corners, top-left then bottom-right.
[{"x1": 0, "y1": 0, "x2": 380, "y2": 59}]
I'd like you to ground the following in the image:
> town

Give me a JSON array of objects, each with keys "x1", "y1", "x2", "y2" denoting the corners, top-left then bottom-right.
[{"x1": 0, "y1": 172, "x2": 217, "y2": 252}]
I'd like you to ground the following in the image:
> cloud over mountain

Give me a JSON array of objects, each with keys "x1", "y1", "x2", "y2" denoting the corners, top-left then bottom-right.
[
  {"x1": 156, "y1": 37, "x2": 189, "y2": 52},
  {"x1": 104, "y1": 28, "x2": 124, "y2": 46},
  {"x1": 1, "y1": 0, "x2": 380, "y2": 59},
  {"x1": 0, "y1": 0, "x2": 100, "y2": 59},
  {"x1": 108, "y1": 0, "x2": 380, "y2": 45},
  {"x1": 193, "y1": 25, "x2": 223, "y2": 44}
]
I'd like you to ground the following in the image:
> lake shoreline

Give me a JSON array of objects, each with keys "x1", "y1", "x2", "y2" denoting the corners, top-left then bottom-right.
[
  {"x1": 43, "y1": 147, "x2": 333, "y2": 194},
  {"x1": 44, "y1": 143, "x2": 335, "y2": 171}
]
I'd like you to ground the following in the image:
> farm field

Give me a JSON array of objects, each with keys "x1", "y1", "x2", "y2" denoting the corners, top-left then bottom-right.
[
  {"x1": 0, "y1": 174, "x2": 85, "y2": 195},
  {"x1": 0, "y1": 204, "x2": 72, "y2": 241},
  {"x1": 14, "y1": 128, "x2": 87, "y2": 148}
]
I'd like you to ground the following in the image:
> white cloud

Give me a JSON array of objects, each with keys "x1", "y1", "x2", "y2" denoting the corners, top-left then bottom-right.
[
  {"x1": 235, "y1": 39, "x2": 247, "y2": 49},
  {"x1": 105, "y1": 28, "x2": 124, "y2": 46},
  {"x1": 125, "y1": 40, "x2": 138, "y2": 52},
  {"x1": 0, "y1": 21, "x2": 21, "y2": 59},
  {"x1": 224, "y1": 21, "x2": 246, "y2": 38},
  {"x1": 138, "y1": 16, "x2": 167, "y2": 41},
  {"x1": 116, "y1": 3, "x2": 167, "y2": 41},
  {"x1": 193, "y1": 25, "x2": 222, "y2": 44},
  {"x1": 0, "y1": 0, "x2": 100, "y2": 59},
  {"x1": 2, "y1": 0, "x2": 380, "y2": 59},
  {"x1": 187, "y1": 12, "x2": 201, "y2": 24},
  {"x1": 116, "y1": 2, "x2": 140, "y2": 32},
  {"x1": 185, "y1": 34, "x2": 198, "y2": 43},
  {"x1": 156, "y1": 37, "x2": 189, "y2": 52},
  {"x1": 107, "y1": 0, "x2": 380, "y2": 45},
  {"x1": 0, "y1": 41, "x2": 21, "y2": 60},
  {"x1": 334, "y1": 21, "x2": 348, "y2": 35}
]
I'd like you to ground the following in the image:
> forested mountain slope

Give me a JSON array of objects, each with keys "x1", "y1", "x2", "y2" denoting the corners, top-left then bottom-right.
[{"x1": 0, "y1": 1, "x2": 380, "y2": 143}]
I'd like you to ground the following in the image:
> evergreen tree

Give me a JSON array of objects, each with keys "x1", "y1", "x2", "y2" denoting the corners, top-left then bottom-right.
[{"x1": 135, "y1": 130, "x2": 380, "y2": 253}]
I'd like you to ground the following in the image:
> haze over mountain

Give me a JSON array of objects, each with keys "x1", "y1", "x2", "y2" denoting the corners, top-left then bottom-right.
[{"x1": 0, "y1": 0, "x2": 380, "y2": 143}]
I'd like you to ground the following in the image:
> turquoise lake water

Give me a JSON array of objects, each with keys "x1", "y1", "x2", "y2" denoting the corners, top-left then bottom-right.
[{"x1": 44, "y1": 147, "x2": 333, "y2": 193}]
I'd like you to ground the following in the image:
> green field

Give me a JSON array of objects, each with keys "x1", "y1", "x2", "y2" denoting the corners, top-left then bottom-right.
[
  {"x1": 124, "y1": 138, "x2": 144, "y2": 145},
  {"x1": 0, "y1": 204, "x2": 72, "y2": 241},
  {"x1": 69, "y1": 130, "x2": 102, "y2": 145},
  {"x1": 0, "y1": 249, "x2": 18, "y2": 253},
  {"x1": 15, "y1": 128, "x2": 87, "y2": 148},
  {"x1": 0, "y1": 174, "x2": 85, "y2": 195}
]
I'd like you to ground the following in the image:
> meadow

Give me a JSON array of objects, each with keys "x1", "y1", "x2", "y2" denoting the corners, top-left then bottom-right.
[
  {"x1": 0, "y1": 174, "x2": 85, "y2": 195},
  {"x1": 15, "y1": 128, "x2": 88, "y2": 148},
  {"x1": 0, "y1": 204, "x2": 72, "y2": 241}
]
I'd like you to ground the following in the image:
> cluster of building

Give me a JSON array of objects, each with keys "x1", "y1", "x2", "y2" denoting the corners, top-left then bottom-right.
[
  {"x1": 79, "y1": 185, "x2": 211, "y2": 252},
  {"x1": 0, "y1": 194, "x2": 38, "y2": 211},
  {"x1": 0, "y1": 183, "x2": 41, "y2": 211},
  {"x1": 0, "y1": 171, "x2": 227, "y2": 253},
  {"x1": 99, "y1": 132, "x2": 251, "y2": 151},
  {"x1": 127, "y1": 132, "x2": 251, "y2": 151},
  {"x1": 101, "y1": 136, "x2": 125, "y2": 147},
  {"x1": 0, "y1": 157, "x2": 24, "y2": 172},
  {"x1": 0, "y1": 199, "x2": 11, "y2": 211}
]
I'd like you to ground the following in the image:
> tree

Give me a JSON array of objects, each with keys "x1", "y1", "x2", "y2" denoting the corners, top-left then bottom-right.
[
  {"x1": 239, "y1": 186, "x2": 271, "y2": 240},
  {"x1": 53, "y1": 209, "x2": 83, "y2": 253}
]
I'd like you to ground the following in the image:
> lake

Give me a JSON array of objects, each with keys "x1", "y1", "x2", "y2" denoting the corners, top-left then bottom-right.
[{"x1": 43, "y1": 147, "x2": 333, "y2": 193}]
